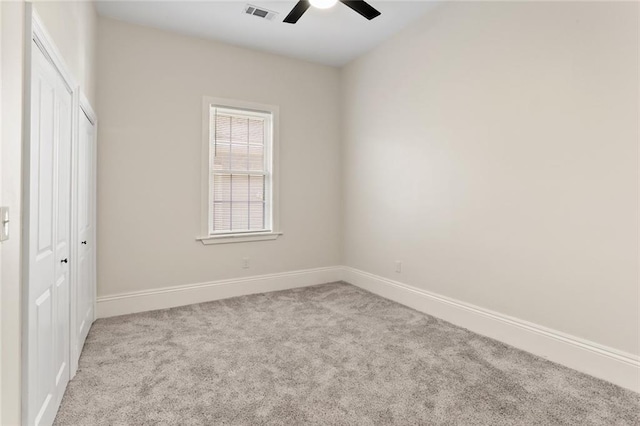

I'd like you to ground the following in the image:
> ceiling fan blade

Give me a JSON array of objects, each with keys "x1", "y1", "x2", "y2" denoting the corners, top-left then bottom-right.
[
  {"x1": 283, "y1": 0, "x2": 311, "y2": 24},
  {"x1": 341, "y1": 0, "x2": 381, "y2": 20}
]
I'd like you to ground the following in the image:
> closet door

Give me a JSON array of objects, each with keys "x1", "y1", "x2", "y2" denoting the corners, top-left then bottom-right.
[
  {"x1": 75, "y1": 106, "x2": 96, "y2": 357},
  {"x1": 27, "y1": 40, "x2": 73, "y2": 426}
]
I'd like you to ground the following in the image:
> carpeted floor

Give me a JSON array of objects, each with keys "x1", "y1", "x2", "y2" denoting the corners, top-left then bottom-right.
[{"x1": 54, "y1": 282, "x2": 639, "y2": 425}]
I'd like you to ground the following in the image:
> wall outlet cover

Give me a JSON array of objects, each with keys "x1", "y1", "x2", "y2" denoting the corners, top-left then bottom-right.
[{"x1": 0, "y1": 207, "x2": 9, "y2": 242}]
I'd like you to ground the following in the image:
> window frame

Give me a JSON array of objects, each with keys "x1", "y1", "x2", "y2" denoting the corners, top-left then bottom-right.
[{"x1": 197, "y1": 97, "x2": 281, "y2": 245}]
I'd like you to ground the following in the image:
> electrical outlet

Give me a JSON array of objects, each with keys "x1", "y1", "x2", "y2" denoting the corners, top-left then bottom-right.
[
  {"x1": 242, "y1": 257, "x2": 250, "y2": 269},
  {"x1": 0, "y1": 207, "x2": 9, "y2": 242},
  {"x1": 395, "y1": 261, "x2": 402, "y2": 273}
]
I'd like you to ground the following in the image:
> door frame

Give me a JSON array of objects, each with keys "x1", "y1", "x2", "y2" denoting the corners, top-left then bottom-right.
[
  {"x1": 21, "y1": 5, "x2": 80, "y2": 425},
  {"x1": 70, "y1": 93, "x2": 97, "y2": 377}
]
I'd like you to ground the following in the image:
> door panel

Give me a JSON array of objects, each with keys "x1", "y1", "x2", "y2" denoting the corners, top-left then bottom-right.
[
  {"x1": 28, "y1": 40, "x2": 72, "y2": 426},
  {"x1": 34, "y1": 288, "x2": 53, "y2": 425},
  {"x1": 76, "y1": 109, "x2": 95, "y2": 354},
  {"x1": 53, "y1": 73, "x2": 71, "y2": 405},
  {"x1": 36, "y1": 78, "x2": 55, "y2": 256}
]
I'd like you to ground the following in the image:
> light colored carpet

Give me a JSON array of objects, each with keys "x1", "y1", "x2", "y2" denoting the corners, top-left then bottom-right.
[{"x1": 55, "y1": 282, "x2": 639, "y2": 425}]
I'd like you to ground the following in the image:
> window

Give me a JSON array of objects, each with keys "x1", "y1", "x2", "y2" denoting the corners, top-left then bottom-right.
[{"x1": 198, "y1": 98, "x2": 280, "y2": 244}]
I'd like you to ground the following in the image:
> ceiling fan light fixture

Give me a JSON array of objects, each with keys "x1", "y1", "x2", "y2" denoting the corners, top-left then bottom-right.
[
  {"x1": 283, "y1": 0, "x2": 380, "y2": 24},
  {"x1": 309, "y1": 0, "x2": 338, "y2": 9}
]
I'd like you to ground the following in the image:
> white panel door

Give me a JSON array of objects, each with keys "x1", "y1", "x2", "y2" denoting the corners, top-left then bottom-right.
[
  {"x1": 27, "y1": 40, "x2": 72, "y2": 426},
  {"x1": 75, "y1": 108, "x2": 95, "y2": 356}
]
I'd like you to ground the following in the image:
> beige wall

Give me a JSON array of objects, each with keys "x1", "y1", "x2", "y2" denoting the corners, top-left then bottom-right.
[
  {"x1": 96, "y1": 18, "x2": 342, "y2": 297},
  {"x1": 341, "y1": 2, "x2": 639, "y2": 355},
  {"x1": 0, "y1": 2, "x2": 3, "y2": 421},
  {"x1": 1, "y1": 2, "x2": 98, "y2": 423},
  {"x1": 1, "y1": 3, "x2": 25, "y2": 424},
  {"x1": 33, "y1": 1, "x2": 98, "y2": 106}
]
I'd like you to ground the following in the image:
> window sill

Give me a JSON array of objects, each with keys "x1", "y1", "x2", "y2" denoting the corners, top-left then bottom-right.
[{"x1": 196, "y1": 231, "x2": 283, "y2": 245}]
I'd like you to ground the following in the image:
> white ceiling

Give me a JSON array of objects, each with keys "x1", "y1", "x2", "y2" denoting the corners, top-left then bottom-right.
[{"x1": 96, "y1": 1, "x2": 439, "y2": 66}]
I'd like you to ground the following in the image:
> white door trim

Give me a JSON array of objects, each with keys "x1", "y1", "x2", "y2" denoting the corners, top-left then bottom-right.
[{"x1": 22, "y1": 6, "x2": 80, "y2": 425}]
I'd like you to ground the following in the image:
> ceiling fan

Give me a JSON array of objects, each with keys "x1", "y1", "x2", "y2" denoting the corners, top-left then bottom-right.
[{"x1": 283, "y1": 0, "x2": 381, "y2": 24}]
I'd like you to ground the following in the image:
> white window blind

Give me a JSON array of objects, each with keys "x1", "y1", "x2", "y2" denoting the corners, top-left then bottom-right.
[{"x1": 209, "y1": 106, "x2": 272, "y2": 235}]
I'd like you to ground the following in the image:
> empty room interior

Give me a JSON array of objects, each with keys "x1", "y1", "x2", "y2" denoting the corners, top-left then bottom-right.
[{"x1": 1, "y1": 0, "x2": 639, "y2": 424}]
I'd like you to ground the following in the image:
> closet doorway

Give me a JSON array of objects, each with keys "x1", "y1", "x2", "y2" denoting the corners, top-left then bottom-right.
[{"x1": 23, "y1": 8, "x2": 97, "y2": 426}]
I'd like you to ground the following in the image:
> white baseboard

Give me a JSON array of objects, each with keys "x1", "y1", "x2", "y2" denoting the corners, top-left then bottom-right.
[
  {"x1": 96, "y1": 264, "x2": 639, "y2": 392},
  {"x1": 341, "y1": 266, "x2": 640, "y2": 393},
  {"x1": 96, "y1": 266, "x2": 342, "y2": 319}
]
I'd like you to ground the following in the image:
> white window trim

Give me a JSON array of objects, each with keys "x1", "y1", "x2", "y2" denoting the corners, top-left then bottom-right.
[{"x1": 197, "y1": 96, "x2": 281, "y2": 245}]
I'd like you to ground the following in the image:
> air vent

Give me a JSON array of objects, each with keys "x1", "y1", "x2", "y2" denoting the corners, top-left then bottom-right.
[{"x1": 244, "y1": 4, "x2": 278, "y2": 21}]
